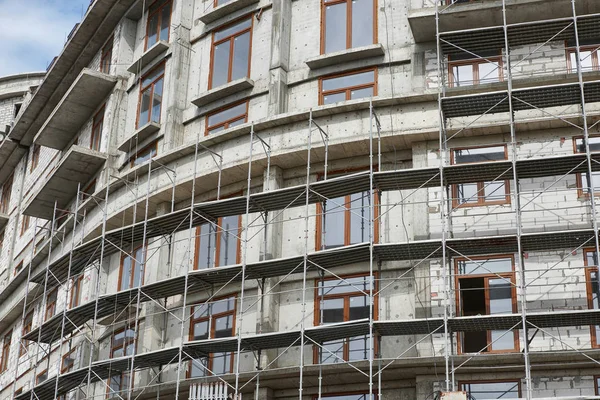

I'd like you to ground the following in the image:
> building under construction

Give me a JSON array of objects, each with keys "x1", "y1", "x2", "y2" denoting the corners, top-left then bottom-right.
[{"x1": 0, "y1": 0, "x2": 599, "y2": 398}]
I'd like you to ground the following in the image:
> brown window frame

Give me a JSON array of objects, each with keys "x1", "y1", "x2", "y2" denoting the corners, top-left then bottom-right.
[
  {"x1": 61, "y1": 347, "x2": 77, "y2": 373},
  {"x1": 320, "y1": 0, "x2": 378, "y2": 55},
  {"x1": 14, "y1": 387, "x2": 23, "y2": 396},
  {"x1": 136, "y1": 63, "x2": 165, "y2": 129},
  {"x1": 0, "y1": 173, "x2": 13, "y2": 214},
  {"x1": 584, "y1": 248, "x2": 600, "y2": 348},
  {"x1": 107, "y1": 326, "x2": 136, "y2": 397},
  {"x1": 566, "y1": 43, "x2": 600, "y2": 73},
  {"x1": 144, "y1": 0, "x2": 172, "y2": 51},
  {"x1": 450, "y1": 144, "x2": 510, "y2": 208},
  {"x1": 318, "y1": 67, "x2": 378, "y2": 106},
  {"x1": 448, "y1": 53, "x2": 504, "y2": 88},
  {"x1": 454, "y1": 255, "x2": 519, "y2": 354},
  {"x1": 36, "y1": 369, "x2": 48, "y2": 384},
  {"x1": 208, "y1": 16, "x2": 253, "y2": 90},
  {"x1": 194, "y1": 215, "x2": 242, "y2": 270},
  {"x1": 0, "y1": 231, "x2": 3, "y2": 254},
  {"x1": 118, "y1": 244, "x2": 146, "y2": 291},
  {"x1": 205, "y1": 101, "x2": 249, "y2": 136},
  {"x1": 19, "y1": 216, "x2": 30, "y2": 237},
  {"x1": 188, "y1": 295, "x2": 237, "y2": 377},
  {"x1": 0, "y1": 330, "x2": 11, "y2": 373},
  {"x1": 315, "y1": 168, "x2": 380, "y2": 251},
  {"x1": 596, "y1": 376, "x2": 600, "y2": 396},
  {"x1": 20, "y1": 311, "x2": 33, "y2": 357},
  {"x1": 14, "y1": 261, "x2": 24, "y2": 277},
  {"x1": 458, "y1": 379, "x2": 522, "y2": 398},
  {"x1": 91, "y1": 106, "x2": 105, "y2": 151},
  {"x1": 30, "y1": 144, "x2": 41, "y2": 172},
  {"x1": 313, "y1": 273, "x2": 378, "y2": 364},
  {"x1": 70, "y1": 274, "x2": 84, "y2": 308},
  {"x1": 573, "y1": 135, "x2": 600, "y2": 198},
  {"x1": 100, "y1": 37, "x2": 113, "y2": 74},
  {"x1": 129, "y1": 141, "x2": 159, "y2": 168},
  {"x1": 45, "y1": 288, "x2": 58, "y2": 321}
]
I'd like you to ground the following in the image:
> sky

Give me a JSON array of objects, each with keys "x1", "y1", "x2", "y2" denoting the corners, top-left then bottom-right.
[{"x1": 0, "y1": 0, "x2": 92, "y2": 76}]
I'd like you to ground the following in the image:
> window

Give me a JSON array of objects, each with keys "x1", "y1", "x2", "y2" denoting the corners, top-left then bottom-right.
[
  {"x1": 20, "y1": 216, "x2": 30, "y2": 237},
  {"x1": 61, "y1": 348, "x2": 77, "y2": 373},
  {"x1": 30, "y1": 144, "x2": 41, "y2": 172},
  {"x1": 451, "y1": 145, "x2": 510, "y2": 207},
  {"x1": 45, "y1": 289, "x2": 57, "y2": 321},
  {"x1": 0, "y1": 330, "x2": 11, "y2": 373},
  {"x1": 206, "y1": 101, "x2": 248, "y2": 135},
  {"x1": 319, "y1": 68, "x2": 377, "y2": 105},
  {"x1": 584, "y1": 249, "x2": 600, "y2": 348},
  {"x1": 100, "y1": 37, "x2": 113, "y2": 74},
  {"x1": 596, "y1": 376, "x2": 600, "y2": 396},
  {"x1": 108, "y1": 327, "x2": 136, "y2": 397},
  {"x1": 448, "y1": 51, "x2": 503, "y2": 87},
  {"x1": 566, "y1": 40, "x2": 600, "y2": 73},
  {"x1": 91, "y1": 106, "x2": 105, "y2": 151},
  {"x1": 189, "y1": 296, "x2": 236, "y2": 377},
  {"x1": 130, "y1": 141, "x2": 158, "y2": 167},
  {"x1": 14, "y1": 261, "x2": 24, "y2": 277},
  {"x1": 36, "y1": 369, "x2": 48, "y2": 384},
  {"x1": 455, "y1": 256, "x2": 518, "y2": 354},
  {"x1": 0, "y1": 174, "x2": 13, "y2": 214},
  {"x1": 314, "y1": 275, "x2": 376, "y2": 364},
  {"x1": 314, "y1": 395, "x2": 374, "y2": 400},
  {"x1": 137, "y1": 63, "x2": 165, "y2": 129},
  {"x1": 20, "y1": 311, "x2": 33, "y2": 357},
  {"x1": 195, "y1": 215, "x2": 241, "y2": 269},
  {"x1": 14, "y1": 388, "x2": 23, "y2": 396},
  {"x1": 210, "y1": 17, "x2": 252, "y2": 89},
  {"x1": 459, "y1": 381, "x2": 521, "y2": 399},
  {"x1": 119, "y1": 245, "x2": 146, "y2": 291},
  {"x1": 14, "y1": 103, "x2": 22, "y2": 118},
  {"x1": 316, "y1": 171, "x2": 379, "y2": 250},
  {"x1": 574, "y1": 135, "x2": 600, "y2": 197},
  {"x1": 0, "y1": 231, "x2": 4, "y2": 255},
  {"x1": 321, "y1": 0, "x2": 376, "y2": 54},
  {"x1": 145, "y1": 0, "x2": 172, "y2": 50},
  {"x1": 70, "y1": 275, "x2": 84, "y2": 308}
]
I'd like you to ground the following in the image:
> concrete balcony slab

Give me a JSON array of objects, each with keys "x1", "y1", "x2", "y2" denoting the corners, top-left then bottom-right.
[
  {"x1": 127, "y1": 41, "x2": 170, "y2": 74},
  {"x1": 0, "y1": 139, "x2": 27, "y2": 186},
  {"x1": 24, "y1": 145, "x2": 107, "y2": 220},
  {"x1": 306, "y1": 44, "x2": 385, "y2": 70},
  {"x1": 191, "y1": 78, "x2": 254, "y2": 108},
  {"x1": 199, "y1": 0, "x2": 260, "y2": 24},
  {"x1": 118, "y1": 121, "x2": 161, "y2": 152},
  {"x1": 33, "y1": 69, "x2": 117, "y2": 151}
]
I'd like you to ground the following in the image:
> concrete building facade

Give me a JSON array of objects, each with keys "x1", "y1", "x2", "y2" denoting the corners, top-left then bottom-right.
[{"x1": 0, "y1": 0, "x2": 599, "y2": 399}]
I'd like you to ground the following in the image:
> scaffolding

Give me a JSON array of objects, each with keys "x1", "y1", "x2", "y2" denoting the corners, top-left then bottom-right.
[{"x1": 10, "y1": 0, "x2": 600, "y2": 399}]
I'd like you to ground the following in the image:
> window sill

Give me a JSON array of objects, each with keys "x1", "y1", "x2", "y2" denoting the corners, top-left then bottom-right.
[
  {"x1": 305, "y1": 44, "x2": 385, "y2": 70},
  {"x1": 199, "y1": 0, "x2": 260, "y2": 24},
  {"x1": 127, "y1": 41, "x2": 170, "y2": 74},
  {"x1": 118, "y1": 122, "x2": 161, "y2": 152},
  {"x1": 191, "y1": 78, "x2": 254, "y2": 108}
]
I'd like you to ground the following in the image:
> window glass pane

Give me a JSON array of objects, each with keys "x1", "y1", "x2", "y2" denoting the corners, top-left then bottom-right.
[
  {"x1": 147, "y1": 13, "x2": 159, "y2": 48},
  {"x1": 211, "y1": 42, "x2": 230, "y2": 88},
  {"x1": 479, "y1": 61, "x2": 501, "y2": 84},
  {"x1": 575, "y1": 136, "x2": 600, "y2": 153},
  {"x1": 322, "y1": 196, "x2": 346, "y2": 248},
  {"x1": 159, "y1": 3, "x2": 171, "y2": 41},
  {"x1": 591, "y1": 270, "x2": 600, "y2": 343},
  {"x1": 320, "y1": 276, "x2": 370, "y2": 296},
  {"x1": 322, "y1": 71, "x2": 375, "y2": 92},
  {"x1": 132, "y1": 247, "x2": 144, "y2": 288},
  {"x1": 214, "y1": 19, "x2": 251, "y2": 42},
  {"x1": 197, "y1": 223, "x2": 217, "y2": 269},
  {"x1": 151, "y1": 78, "x2": 163, "y2": 123},
  {"x1": 323, "y1": 92, "x2": 347, "y2": 105},
  {"x1": 347, "y1": 335, "x2": 369, "y2": 361},
  {"x1": 229, "y1": 117, "x2": 246, "y2": 128},
  {"x1": 193, "y1": 321, "x2": 208, "y2": 341},
  {"x1": 214, "y1": 315, "x2": 234, "y2": 338},
  {"x1": 587, "y1": 251, "x2": 598, "y2": 266},
  {"x1": 212, "y1": 297, "x2": 235, "y2": 314},
  {"x1": 211, "y1": 352, "x2": 231, "y2": 374},
  {"x1": 219, "y1": 215, "x2": 238, "y2": 266},
  {"x1": 350, "y1": 87, "x2": 374, "y2": 101},
  {"x1": 232, "y1": 31, "x2": 250, "y2": 81},
  {"x1": 454, "y1": 146, "x2": 505, "y2": 164},
  {"x1": 488, "y1": 278, "x2": 513, "y2": 314},
  {"x1": 349, "y1": 192, "x2": 369, "y2": 244},
  {"x1": 322, "y1": 298, "x2": 344, "y2": 324},
  {"x1": 352, "y1": 0, "x2": 373, "y2": 48},
  {"x1": 579, "y1": 50, "x2": 594, "y2": 72},
  {"x1": 120, "y1": 257, "x2": 132, "y2": 289},
  {"x1": 457, "y1": 258, "x2": 512, "y2": 275},
  {"x1": 216, "y1": 0, "x2": 233, "y2": 5},
  {"x1": 190, "y1": 357, "x2": 209, "y2": 377},
  {"x1": 483, "y1": 181, "x2": 506, "y2": 202},
  {"x1": 452, "y1": 64, "x2": 473, "y2": 86},
  {"x1": 456, "y1": 183, "x2": 478, "y2": 204},
  {"x1": 349, "y1": 296, "x2": 369, "y2": 320},
  {"x1": 138, "y1": 88, "x2": 151, "y2": 127},
  {"x1": 321, "y1": 339, "x2": 344, "y2": 363},
  {"x1": 208, "y1": 103, "x2": 247, "y2": 128},
  {"x1": 142, "y1": 66, "x2": 164, "y2": 87},
  {"x1": 325, "y1": 2, "x2": 346, "y2": 53},
  {"x1": 581, "y1": 172, "x2": 600, "y2": 191},
  {"x1": 461, "y1": 382, "x2": 520, "y2": 399}
]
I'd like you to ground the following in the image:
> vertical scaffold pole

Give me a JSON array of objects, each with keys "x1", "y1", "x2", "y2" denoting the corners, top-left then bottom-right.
[{"x1": 368, "y1": 99, "x2": 375, "y2": 398}]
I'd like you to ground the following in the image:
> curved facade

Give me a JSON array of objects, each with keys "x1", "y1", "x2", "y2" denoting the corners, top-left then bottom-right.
[{"x1": 1, "y1": 0, "x2": 600, "y2": 399}]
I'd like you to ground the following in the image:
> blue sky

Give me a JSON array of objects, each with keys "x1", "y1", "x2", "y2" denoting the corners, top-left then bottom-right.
[{"x1": 0, "y1": 0, "x2": 91, "y2": 76}]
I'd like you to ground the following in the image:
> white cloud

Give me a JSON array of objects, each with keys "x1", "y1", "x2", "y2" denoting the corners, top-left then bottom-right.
[{"x1": 0, "y1": 0, "x2": 91, "y2": 76}]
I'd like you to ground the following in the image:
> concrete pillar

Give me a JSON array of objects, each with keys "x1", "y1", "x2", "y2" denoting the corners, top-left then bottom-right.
[
  {"x1": 257, "y1": 166, "x2": 283, "y2": 369},
  {"x1": 267, "y1": 0, "x2": 292, "y2": 115},
  {"x1": 253, "y1": 387, "x2": 274, "y2": 400}
]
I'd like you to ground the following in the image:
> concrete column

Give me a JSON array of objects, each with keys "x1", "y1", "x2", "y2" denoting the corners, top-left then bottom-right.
[
  {"x1": 267, "y1": 0, "x2": 292, "y2": 115},
  {"x1": 253, "y1": 387, "x2": 274, "y2": 400},
  {"x1": 257, "y1": 166, "x2": 283, "y2": 369}
]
